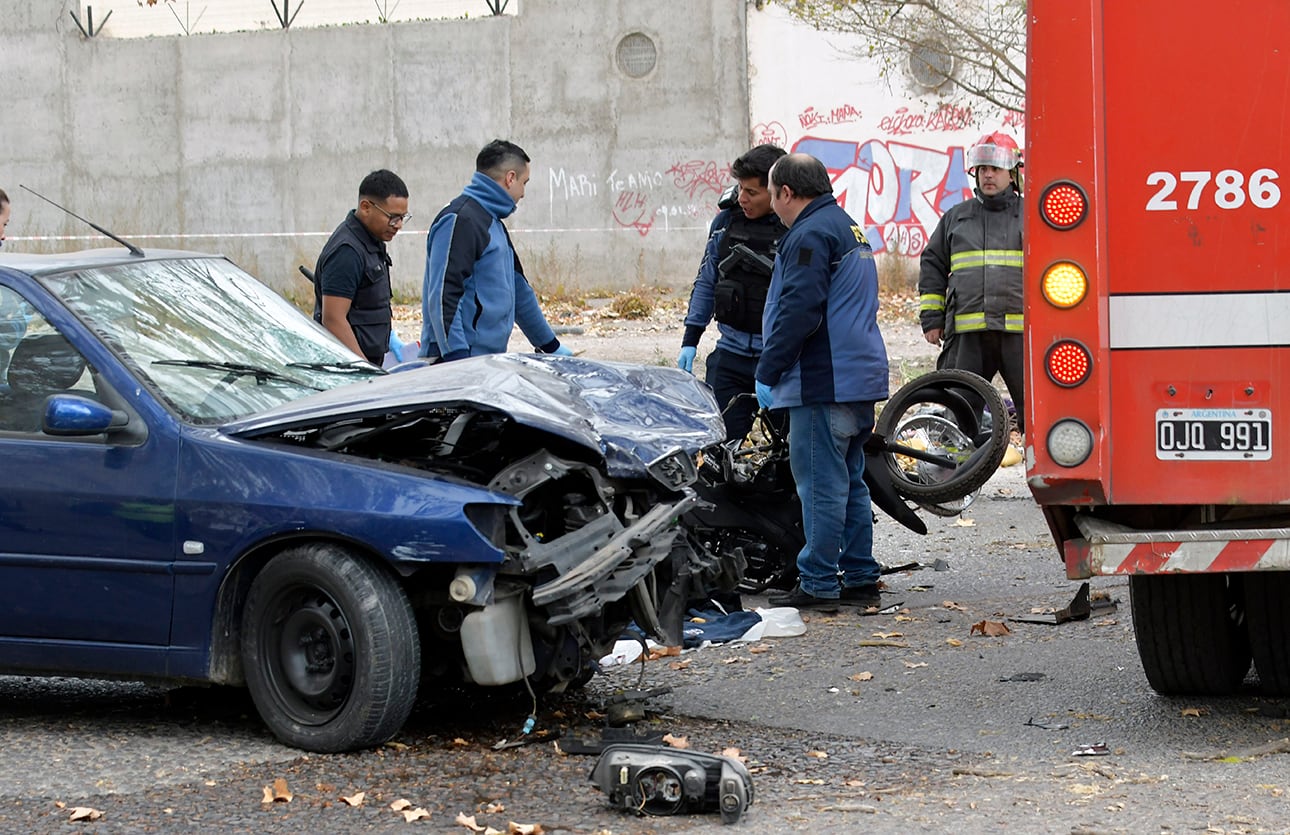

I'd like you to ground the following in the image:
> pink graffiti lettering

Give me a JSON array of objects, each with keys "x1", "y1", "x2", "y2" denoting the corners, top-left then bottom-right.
[
  {"x1": 799, "y1": 104, "x2": 863, "y2": 130},
  {"x1": 1002, "y1": 110, "x2": 1026, "y2": 130},
  {"x1": 879, "y1": 103, "x2": 974, "y2": 136},
  {"x1": 667, "y1": 160, "x2": 728, "y2": 201},
  {"x1": 612, "y1": 190, "x2": 655, "y2": 237},
  {"x1": 752, "y1": 121, "x2": 788, "y2": 148}
]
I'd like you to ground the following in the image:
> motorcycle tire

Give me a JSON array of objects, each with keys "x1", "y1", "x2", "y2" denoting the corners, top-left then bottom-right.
[{"x1": 874, "y1": 369, "x2": 1008, "y2": 503}]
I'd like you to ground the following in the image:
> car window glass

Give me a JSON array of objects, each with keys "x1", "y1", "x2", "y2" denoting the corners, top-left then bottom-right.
[
  {"x1": 0, "y1": 285, "x2": 100, "y2": 434},
  {"x1": 43, "y1": 257, "x2": 381, "y2": 425}
]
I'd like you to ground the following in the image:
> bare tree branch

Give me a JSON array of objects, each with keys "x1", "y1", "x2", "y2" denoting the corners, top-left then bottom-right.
[{"x1": 769, "y1": 0, "x2": 1026, "y2": 114}]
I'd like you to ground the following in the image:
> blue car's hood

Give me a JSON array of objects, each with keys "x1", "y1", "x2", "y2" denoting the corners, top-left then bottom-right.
[{"x1": 223, "y1": 353, "x2": 725, "y2": 477}]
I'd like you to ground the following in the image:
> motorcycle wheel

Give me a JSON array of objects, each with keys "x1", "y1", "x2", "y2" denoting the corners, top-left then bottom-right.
[{"x1": 874, "y1": 369, "x2": 1008, "y2": 503}]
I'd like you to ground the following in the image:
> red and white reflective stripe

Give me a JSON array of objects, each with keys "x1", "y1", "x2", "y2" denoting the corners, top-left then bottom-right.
[{"x1": 1091, "y1": 538, "x2": 1290, "y2": 574}]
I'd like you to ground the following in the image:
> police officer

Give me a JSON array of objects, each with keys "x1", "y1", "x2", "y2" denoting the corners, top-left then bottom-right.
[
  {"x1": 313, "y1": 169, "x2": 410, "y2": 365},
  {"x1": 678, "y1": 144, "x2": 788, "y2": 441}
]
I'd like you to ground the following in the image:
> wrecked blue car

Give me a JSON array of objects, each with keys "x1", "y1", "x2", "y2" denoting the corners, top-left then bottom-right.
[{"x1": 0, "y1": 249, "x2": 726, "y2": 752}]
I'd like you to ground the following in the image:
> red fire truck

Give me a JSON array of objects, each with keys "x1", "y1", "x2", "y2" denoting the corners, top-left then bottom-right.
[{"x1": 1025, "y1": 0, "x2": 1290, "y2": 696}]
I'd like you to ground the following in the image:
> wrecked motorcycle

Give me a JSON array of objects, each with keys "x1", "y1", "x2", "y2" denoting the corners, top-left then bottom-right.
[{"x1": 685, "y1": 369, "x2": 1010, "y2": 593}]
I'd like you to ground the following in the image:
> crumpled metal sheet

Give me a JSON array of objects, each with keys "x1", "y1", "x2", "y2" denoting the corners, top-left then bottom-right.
[{"x1": 223, "y1": 353, "x2": 725, "y2": 478}]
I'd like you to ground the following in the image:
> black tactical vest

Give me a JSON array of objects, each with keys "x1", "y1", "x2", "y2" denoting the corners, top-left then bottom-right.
[
  {"x1": 712, "y1": 211, "x2": 785, "y2": 334},
  {"x1": 313, "y1": 211, "x2": 392, "y2": 365}
]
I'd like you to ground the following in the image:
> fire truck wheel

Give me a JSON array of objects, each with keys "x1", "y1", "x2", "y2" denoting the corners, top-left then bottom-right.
[
  {"x1": 874, "y1": 369, "x2": 1009, "y2": 503},
  {"x1": 1130, "y1": 574, "x2": 1250, "y2": 696},
  {"x1": 1244, "y1": 572, "x2": 1290, "y2": 695}
]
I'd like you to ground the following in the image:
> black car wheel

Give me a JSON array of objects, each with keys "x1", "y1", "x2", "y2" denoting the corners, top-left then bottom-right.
[
  {"x1": 1244, "y1": 572, "x2": 1290, "y2": 695},
  {"x1": 874, "y1": 369, "x2": 1008, "y2": 503},
  {"x1": 241, "y1": 543, "x2": 420, "y2": 752},
  {"x1": 1130, "y1": 573, "x2": 1249, "y2": 696}
]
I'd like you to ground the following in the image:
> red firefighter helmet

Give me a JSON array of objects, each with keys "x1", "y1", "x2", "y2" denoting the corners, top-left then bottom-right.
[{"x1": 966, "y1": 131, "x2": 1023, "y2": 172}]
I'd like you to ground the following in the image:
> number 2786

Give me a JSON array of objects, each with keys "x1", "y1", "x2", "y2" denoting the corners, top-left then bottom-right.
[{"x1": 1145, "y1": 168, "x2": 1280, "y2": 211}]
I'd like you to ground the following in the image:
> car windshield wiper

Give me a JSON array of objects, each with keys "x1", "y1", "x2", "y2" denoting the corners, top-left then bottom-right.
[
  {"x1": 153, "y1": 359, "x2": 323, "y2": 389},
  {"x1": 285, "y1": 360, "x2": 384, "y2": 374}
]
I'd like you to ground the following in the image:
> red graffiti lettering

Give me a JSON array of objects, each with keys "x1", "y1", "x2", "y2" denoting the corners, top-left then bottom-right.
[
  {"x1": 879, "y1": 103, "x2": 973, "y2": 136},
  {"x1": 667, "y1": 160, "x2": 728, "y2": 201},
  {"x1": 752, "y1": 121, "x2": 788, "y2": 148},
  {"x1": 612, "y1": 191, "x2": 655, "y2": 236}
]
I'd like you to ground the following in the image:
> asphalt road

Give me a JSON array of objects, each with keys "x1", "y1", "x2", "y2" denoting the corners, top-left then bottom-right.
[{"x1": 2, "y1": 464, "x2": 1288, "y2": 834}]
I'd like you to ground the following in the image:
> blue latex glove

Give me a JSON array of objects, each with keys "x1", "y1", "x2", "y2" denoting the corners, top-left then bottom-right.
[
  {"x1": 677, "y1": 345, "x2": 696, "y2": 373},
  {"x1": 755, "y1": 381, "x2": 773, "y2": 409},
  {"x1": 388, "y1": 330, "x2": 405, "y2": 355},
  {"x1": 551, "y1": 343, "x2": 574, "y2": 356}
]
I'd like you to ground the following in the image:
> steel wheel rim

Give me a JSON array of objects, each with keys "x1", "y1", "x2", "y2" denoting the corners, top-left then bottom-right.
[{"x1": 260, "y1": 586, "x2": 357, "y2": 725}]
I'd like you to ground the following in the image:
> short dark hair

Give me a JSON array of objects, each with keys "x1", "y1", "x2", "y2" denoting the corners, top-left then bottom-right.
[
  {"x1": 358, "y1": 170, "x2": 409, "y2": 201},
  {"x1": 769, "y1": 154, "x2": 832, "y2": 200},
  {"x1": 476, "y1": 140, "x2": 530, "y2": 177},
  {"x1": 0, "y1": 188, "x2": 8, "y2": 208},
  {"x1": 731, "y1": 144, "x2": 786, "y2": 186}
]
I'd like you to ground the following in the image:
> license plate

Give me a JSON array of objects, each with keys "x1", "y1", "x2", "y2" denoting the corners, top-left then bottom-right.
[{"x1": 1155, "y1": 408, "x2": 1271, "y2": 460}]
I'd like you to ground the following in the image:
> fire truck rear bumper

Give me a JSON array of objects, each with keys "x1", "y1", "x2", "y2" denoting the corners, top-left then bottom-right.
[{"x1": 1064, "y1": 516, "x2": 1290, "y2": 579}]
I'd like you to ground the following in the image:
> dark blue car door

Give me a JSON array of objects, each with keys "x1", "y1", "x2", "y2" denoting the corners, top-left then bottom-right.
[{"x1": 0, "y1": 281, "x2": 177, "y2": 650}]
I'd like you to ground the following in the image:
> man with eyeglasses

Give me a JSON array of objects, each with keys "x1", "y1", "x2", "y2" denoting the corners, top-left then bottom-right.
[
  {"x1": 312, "y1": 169, "x2": 410, "y2": 365},
  {"x1": 419, "y1": 139, "x2": 573, "y2": 361}
]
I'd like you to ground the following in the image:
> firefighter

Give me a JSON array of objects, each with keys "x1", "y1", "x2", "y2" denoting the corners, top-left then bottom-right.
[{"x1": 918, "y1": 131, "x2": 1025, "y2": 432}]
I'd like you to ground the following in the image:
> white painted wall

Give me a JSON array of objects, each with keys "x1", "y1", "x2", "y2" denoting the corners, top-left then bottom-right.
[{"x1": 747, "y1": 4, "x2": 1024, "y2": 258}]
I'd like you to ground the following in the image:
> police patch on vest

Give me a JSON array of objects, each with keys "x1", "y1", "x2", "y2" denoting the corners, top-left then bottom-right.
[{"x1": 797, "y1": 247, "x2": 814, "y2": 267}]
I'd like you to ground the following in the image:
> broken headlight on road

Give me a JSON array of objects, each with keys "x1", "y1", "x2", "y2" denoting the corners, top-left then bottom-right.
[{"x1": 589, "y1": 743, "x2": 753, "y2": 824}]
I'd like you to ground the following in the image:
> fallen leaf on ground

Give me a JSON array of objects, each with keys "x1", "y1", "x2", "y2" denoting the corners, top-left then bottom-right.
[
  {"x1": 946, "y1": 638, "x2": 963, "y2": 647},
  {"x1": 402, "y1": 807, "x2": 432, "y2": 822},
  {"x1": 647, "y1": 646, "x2": 682, "y2": 661},
  {"x1": 1181, "y1": 707, "x2": 1206, "y2": 717},
  {"x1": 663, "y1": 733, "x2": 690, "y2": 749},
  {"x1": 68, "y1": 808, "x2": 103, "y2": 822},
  {"x1": 452, "y1": 737, "x2": 471, "y2": 747},
  {"x1": 668, "y1": 659, "x2": 692, "y2": 670},
  {"x1": 341, "y1": 791, "x2": 366, "y2": 807},
  {"x1": 970, "y1": 620, "x2": 1012, "y2": 637},
  {"x1": 391, "y1": 799, "x2": 413, "y2": 811},
  {"x1": 457, "y1": 812, "x2": 485, "y2": 832},
  {"x1": 807, "y1": 750, "x2": 829, "y2": 758},
  {"x1": 903, "y1": 661, "x2": 928, "y2": 669},
  {"x1": 384, "y1": 740, "x2": 409, "y2": 750},
  {"x1": 722, "y1": 747, "x2": 748, "y2": 762},
  {"x1": 508, "y1": 824, "x2": 544, "y2": 835},
  {"x1": 850, "y1": 671, "x2": 874, "y2": 682},
  {"x1": 749, "y1": 644, "x2": 771, "y2": 654},
  {"x1": 262, "y1": 778, "x2": 293, "y2": 803},
  {"x1": 482, "y1": 801, "x2": 506, "y2": 814},
  {"x1": 871, "y1": 631, "x2": 903, "y2": 639},
  {"x1": 954, "y1": 517, "x2": 976, "y2": 527},
  {"x1": 942, "y1": 601, "x2": 967, "y2": 611}
]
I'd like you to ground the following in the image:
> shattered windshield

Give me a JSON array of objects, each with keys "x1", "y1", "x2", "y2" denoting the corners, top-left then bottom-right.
[{"x1": 42, "y1": 256, "x2": 382, "y2": 424}]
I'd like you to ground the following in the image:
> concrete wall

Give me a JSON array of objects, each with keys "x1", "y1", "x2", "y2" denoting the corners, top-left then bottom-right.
[
  {"x1": 1, "y1": 1, "x2": 749, "y2": 297},
  {"x1": 747, "y1": 4, "x2": 1025, "y2": 260}
]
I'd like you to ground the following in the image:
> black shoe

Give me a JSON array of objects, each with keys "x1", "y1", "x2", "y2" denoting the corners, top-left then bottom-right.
[
  {"x1": 768, "y1": 584, "x2": 840, "y2": 610},
  {"x1": 839, "y1": 584, "x2": 882, "y2": 607}
]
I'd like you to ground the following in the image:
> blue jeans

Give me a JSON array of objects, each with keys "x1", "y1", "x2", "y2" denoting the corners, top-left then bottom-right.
[{"x1": 787, "y1": 401, "x2": 880, "y2": 597}]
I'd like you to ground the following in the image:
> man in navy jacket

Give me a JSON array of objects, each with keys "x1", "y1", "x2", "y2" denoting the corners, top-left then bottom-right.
[
  {"x1": 755, "y1": 153, "x2": 890, "y2": 609},
  {"x1": 420, "y1": 140, "x2": 572, "y2": 361}
]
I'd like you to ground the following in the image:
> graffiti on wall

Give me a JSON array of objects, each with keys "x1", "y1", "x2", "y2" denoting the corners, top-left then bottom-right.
[
  {"x1": 547, "y1": 160, "x2": 729, "y2": 237},
  {"x1": 794, "y1": 134, "x2": 973, "y2": 257},
  {"x1": 798, "y1": 103, "x2": 862, "y2": 130}
]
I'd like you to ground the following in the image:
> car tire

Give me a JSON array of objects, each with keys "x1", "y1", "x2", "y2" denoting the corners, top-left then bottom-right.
[
  {"x1": 874, "y1": 369, "x2": 1008, "y2": 503},
  {"x1": 1243, "y1": 572, "x2": 1290, "y2": 695},
  {"x1": 241, "y1": 543, "x2": 420, "y2": 752},
  {"x1": 1130, "y1": 573, "x2": 1249, "y2": 696}
]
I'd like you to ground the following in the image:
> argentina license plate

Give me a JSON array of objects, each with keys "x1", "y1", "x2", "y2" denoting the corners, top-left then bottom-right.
[{"x1": 1155, "y1": 408, "x2": 1271, "y2": 460}]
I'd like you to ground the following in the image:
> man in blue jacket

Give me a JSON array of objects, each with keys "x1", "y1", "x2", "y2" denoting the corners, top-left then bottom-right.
[
  {"x1": 755, "y1": 153, "x2": 890, "y2": 610},
  {"x1": 420, "y1": 140, "x2": 572, "y2": 361}
]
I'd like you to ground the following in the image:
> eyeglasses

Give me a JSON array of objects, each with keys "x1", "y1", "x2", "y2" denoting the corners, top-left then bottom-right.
[{"x1": 367, "y1": 200, "x2": 412, "y2": 227}]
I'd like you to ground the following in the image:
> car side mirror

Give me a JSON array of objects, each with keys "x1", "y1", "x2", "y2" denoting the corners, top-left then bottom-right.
[{"x1": 42, "y1": 393, "x2": 130, "y2": 436}]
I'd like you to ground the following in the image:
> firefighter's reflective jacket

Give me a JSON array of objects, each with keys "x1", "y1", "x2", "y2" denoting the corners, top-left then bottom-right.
[{"x1": 918, "y1": 187, "x2": 1024, "y2": 338}]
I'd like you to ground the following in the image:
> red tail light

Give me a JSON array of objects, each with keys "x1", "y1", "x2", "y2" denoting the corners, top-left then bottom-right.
[
  {"x1": 1045, "y1": 340, "x2": 1092, "y2": 387},
  {"x1": 1040, "y1": 181, "x2": 1088, "y2": 230}
]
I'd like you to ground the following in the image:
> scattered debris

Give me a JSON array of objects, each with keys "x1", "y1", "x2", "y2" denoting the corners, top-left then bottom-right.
[
  {"x1": 999, "y1": 672, "x2": 1046, "y2": 682},
  {"x1": 1025, "y1": 717, "x2": 1069, "y2": 730},
  {"x1": 1009, "y1": 582, "x2": 1117, "y2": 625},
  {"x1": 1181, "y1": 737, "x2": 1290, "y2": 762},
  {"x1": 1072, "y1": 743, "x2": 1111, "y2": 757},
  {"x1": 971, "y1": 619, "x2": 1012, "y2": 637}
]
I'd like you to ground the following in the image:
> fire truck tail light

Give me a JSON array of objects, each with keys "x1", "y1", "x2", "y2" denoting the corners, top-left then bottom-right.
[
  {"x1": 1045, "y1": 340, "x2": 1092, "y2": 387},
  {"x1": 1041, "y1": 262, "x2": 1088, "y2": 308},
  {"x1": 1047, "y1": 419, "x2": 1093, "y2": 467},
  {"x1": 1040, "y1": 181, "x2": 1088, "y2": 230}
]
